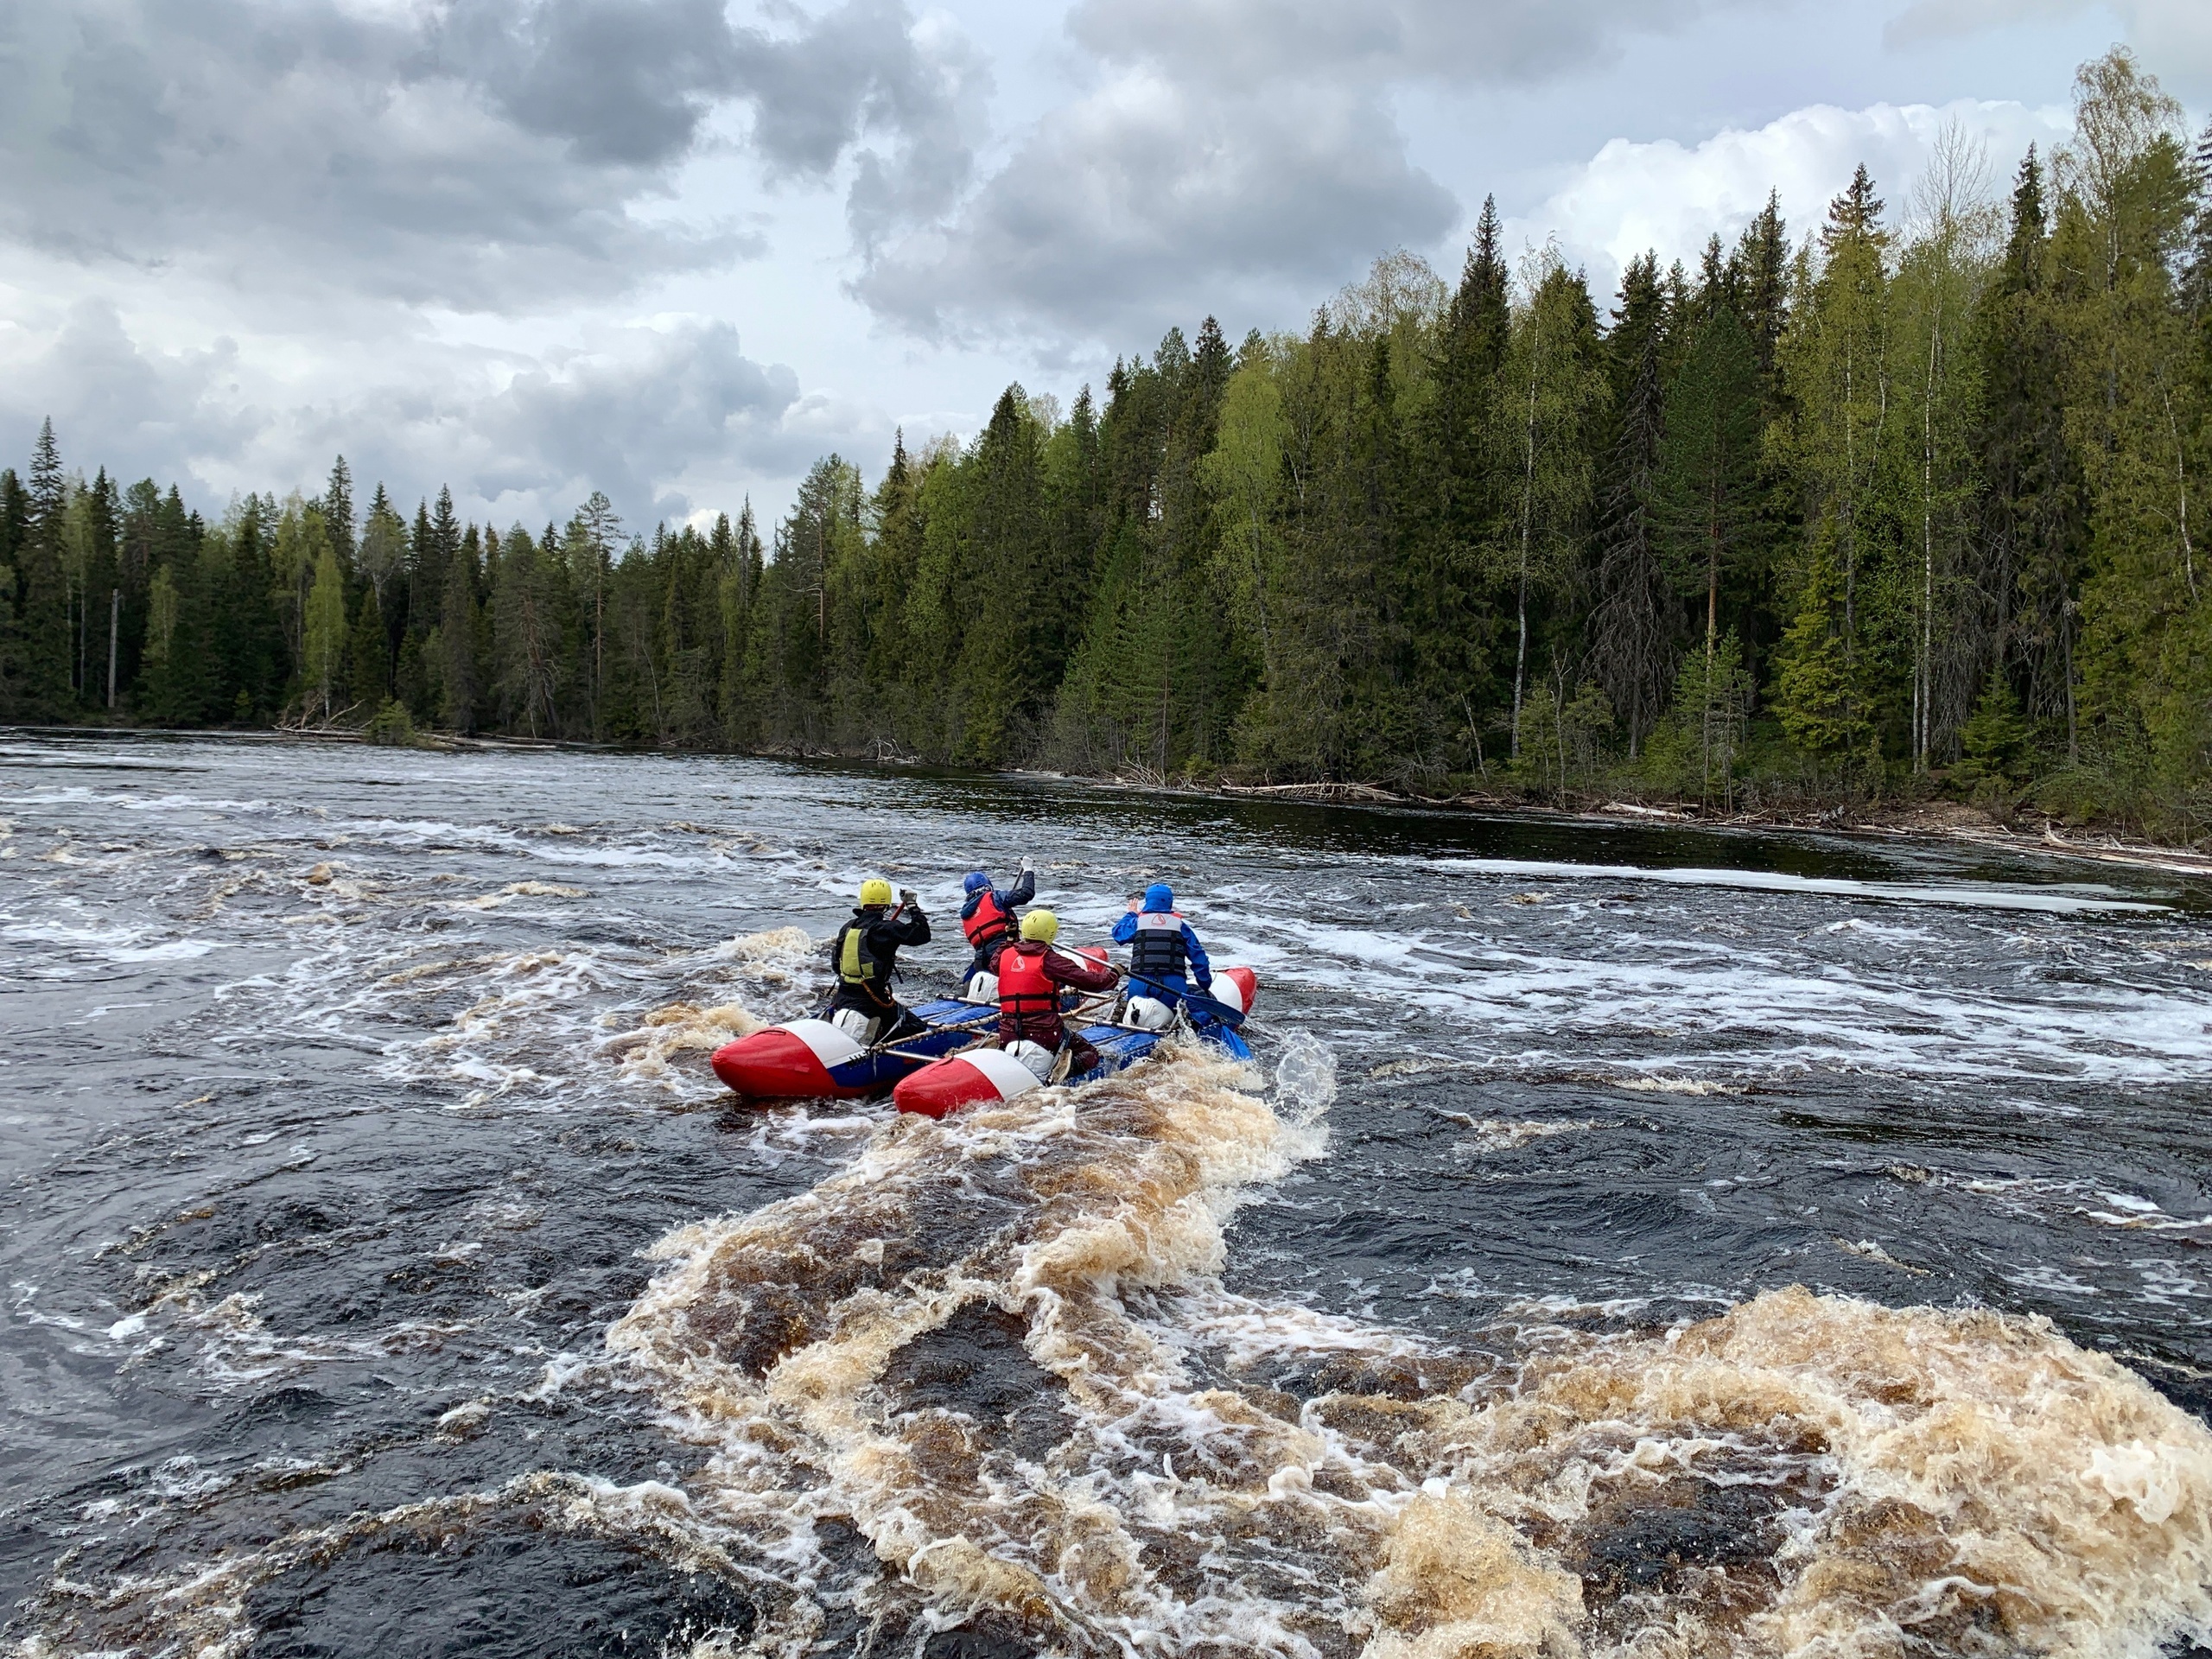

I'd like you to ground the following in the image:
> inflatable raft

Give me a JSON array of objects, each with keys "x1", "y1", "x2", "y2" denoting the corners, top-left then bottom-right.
[
  {"x1": 708, "y1": 959, "x2": 1257, "y2": 1113},
  {"x1": 892, "y1": 965, "x2": 1258, "y2": 1120},
  {"x1": 708, "y1": 996, "x2": 1001, "y2": 1100}
]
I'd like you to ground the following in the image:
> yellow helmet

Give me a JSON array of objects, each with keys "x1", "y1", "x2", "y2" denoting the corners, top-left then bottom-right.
[
  {"x1": 859, "y1": 877, "x2": 894, "y2": 907},
  {"x1": 1020, "y1": 909, "x2": 1058, "y2": 942}
]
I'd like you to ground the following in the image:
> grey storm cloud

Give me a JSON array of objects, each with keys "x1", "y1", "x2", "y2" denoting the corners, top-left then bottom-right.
[
  {"x1": 0, "y1": 0, "x2": 982, "y2": 311},
  {"x1": 849, "y1": 0, "x2": 1761, "y2": 346},
  {"x1": 467, "y1": 317, "x2": 806, "y2": 521},
  {"x1": 1066, "y1": 0, "x2": 1759, "y2": 86},
  {"x1": 852, "y1": 75, "x2": 1457, "y2": 345},
  {"x1": 0, "y1": 301, "x2": 264, "y2": 500},
  {"x1": 0, "y1": 307, "x2": 805, "y2": 535}
]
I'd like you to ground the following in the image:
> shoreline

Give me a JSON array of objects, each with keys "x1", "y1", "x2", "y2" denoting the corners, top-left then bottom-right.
[
  {"x1": 10, "y1": 721, "x2": 2212, "y2": 882},
  {"x1": 1014, "y1": 772, "x2": 2212, "y2": 882}
]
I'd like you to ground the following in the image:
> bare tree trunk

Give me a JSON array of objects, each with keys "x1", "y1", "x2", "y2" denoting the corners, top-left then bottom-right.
[
  {"x1": 1921, "y1": 327, "x2": 1937, "y2": 772},
  {"x1": 2164, "y1": 388, "x2": 2197, "y2": 601},
  {"x1": 106, "y1": 588, "x2": 119, "y2": 709},
  {"x1": 2062, "y1": 578, "x2": 2078, "y2": 765},
  {"x1": 1512, "y1": 361, "x2": 1537, "y2": 759}
]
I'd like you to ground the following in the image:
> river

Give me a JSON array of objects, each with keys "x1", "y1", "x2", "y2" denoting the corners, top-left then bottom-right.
[{"x1": 4, "y1": 732, "x2": 2212, "y2": 1658}]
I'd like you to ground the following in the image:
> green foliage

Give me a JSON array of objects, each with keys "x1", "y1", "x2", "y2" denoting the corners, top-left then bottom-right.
[
  {"x1": 3, "y1": 418, "x2": 73, "y2": 717},
  {"x1": 1494, "y1": 250, "x2": 1607, "y2": 755},
  {"x1": 303, "y1": 546, "x2": 347, "y2": 721},
  {"x1": 1657, "y1": 306, "x2": 1762, "y2": 640},
  {"x1": 1953, "y1": 668, "x2": 2033, "y2": 793},
  {"x1": 1775, "y1": 531, "x2": 1878, "y2": 780},
  {"x1": 1512, "y1": 677, "x2": 1613, "y2": 799},
  {"x1": 1644, "y1": 632, "x2": 1755, "y2": 805},
  {"x1": 365, "y1": 698, "x2": 416, "y2": 746}
]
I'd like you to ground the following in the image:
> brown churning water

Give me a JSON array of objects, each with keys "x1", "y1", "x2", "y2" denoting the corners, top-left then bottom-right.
[{"x1": 609, "y1": 1045, "x2": 2212, "y2": 1659}]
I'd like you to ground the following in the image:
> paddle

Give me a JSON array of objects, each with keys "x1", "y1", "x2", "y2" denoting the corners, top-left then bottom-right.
[
  {"x1": 1126, "y1": 974, "x2": 1247, "y2": 1030},
  {"x1": 868, "y1": 999, "x2": 995, "y2": 1059},
  {"x1": 874, "y1": 1032, "x2": 992, "y2": 1064},
  {"x1": 878, "y1": 976, "x2": 1125, "y2": 1067}
]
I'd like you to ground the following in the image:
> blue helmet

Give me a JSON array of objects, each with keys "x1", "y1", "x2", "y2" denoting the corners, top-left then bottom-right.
[
  {"x1": 963, "y1": 871, "x2": 991, "y2": 894},
  {"x1": 1142, "y1": 882, "x2": 1175, "y2": 912}
]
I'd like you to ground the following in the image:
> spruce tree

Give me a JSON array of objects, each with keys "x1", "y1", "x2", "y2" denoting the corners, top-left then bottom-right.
[
  {"x1": 7, "y1": 419, "x2": 73, "y2": 716},
  {"x1": 1047, "y1": 386, "x2": 1104, "y2": 622},
  {"x1": 1955, "y1": 665, "x2": 2032, "y2": 787},
  {"x1": 395, "y1": 498, "x2": 437, "y2": 717},
  {"x1": 346, "y1": 588, "x2": 389, "y2": 715},
  {"x1": 217, "y1": 501, "x2": 284, "y2": 721},
  {"x1": 572, "y1": 491, "x2": 620, "y2": 736},
  {"x1": 1974, "y1": 146, "x2": 2082, "y2": 757},
  {"x1": 0, "y1": 468, "x2": 20, "y2": 719},
  {"x1": 1392, "y1": 216, "x2": 1511, "y2": 772},
  {"x1": 439, "y1": 521, "x2": 480, "y2": 731},
  {"x1": 80, "y1": 467, "x2": 120, "y2": 710},
  {"x1": 1733, "y1": 192, "x2": 1792, "y2": 384},
  {"x1": 717, "y1": 501, "x2": 765, "y2": 746},
  {"x1": 1657, "y1": 306, "x2": 1762, "y2": 655},
  {"x1": 322, "y1": 456, "x2": 356, "y2": 569},
  {"x1": 950, "y1": 389, "x2": 1050, "y2": 762},
  {"x1": 1775, "y1": 532, "x2": 1876, "y2": 780},
  {"x1": 1590, "y1": 340, "x2": 1671, "y2": 755},
  {"x1": 493, "y1": 525, "x2": 563, "y2": 738},
  {"x1": 1775, "y1": 165, "x2": 1892, "y2": 770},
  {"x1": 864, "y1": 437, "x2": 924, "y2": 746}
]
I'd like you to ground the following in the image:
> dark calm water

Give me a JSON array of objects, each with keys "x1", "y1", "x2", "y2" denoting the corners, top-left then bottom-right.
[{"x1": 5, "y1": 733, "x2": 2212, "y2": 1659}]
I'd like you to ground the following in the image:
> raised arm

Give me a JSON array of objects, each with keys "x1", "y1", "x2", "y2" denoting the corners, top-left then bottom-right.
[
  {"x1": 1182, "y1": 922, "x2": 1211, "y2": 987},
  {"x1": 1046, "y1": 947, "x2": 1118, "y2": 993}
]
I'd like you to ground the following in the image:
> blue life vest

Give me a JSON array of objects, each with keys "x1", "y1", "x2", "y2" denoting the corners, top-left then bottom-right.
[{"x1": 1128, "y1": 910, "x2": 1188, "y2": 978}]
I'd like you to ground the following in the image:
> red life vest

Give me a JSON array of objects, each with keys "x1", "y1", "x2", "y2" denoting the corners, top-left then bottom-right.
[
  {"x1": 997, "y1": 944, "x2": 1059, "y2": 1024},
  {"x1": 962, "y1": 888, "x2": 1013, "y2": 950}
]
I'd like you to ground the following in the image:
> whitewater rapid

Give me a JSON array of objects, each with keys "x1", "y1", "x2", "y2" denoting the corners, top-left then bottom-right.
[{"x1": 5, "y1": 734, "x2": 2212, "y2": 1657}]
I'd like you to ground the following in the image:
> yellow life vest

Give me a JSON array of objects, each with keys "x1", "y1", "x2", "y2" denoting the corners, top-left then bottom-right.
[{"x1": 837, "y1": 920, "x2": 876, "y2": 985}]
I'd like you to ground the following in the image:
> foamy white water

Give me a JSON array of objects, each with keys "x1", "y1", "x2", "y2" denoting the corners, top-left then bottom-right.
[{"x1": 4, "y1": 734, "x2": 2210, "y2": 1658}]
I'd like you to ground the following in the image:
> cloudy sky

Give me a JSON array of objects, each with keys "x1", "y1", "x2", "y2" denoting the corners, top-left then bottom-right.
[{"x1": 1, "y1": 0, "x2": 2205, "y2": 536}]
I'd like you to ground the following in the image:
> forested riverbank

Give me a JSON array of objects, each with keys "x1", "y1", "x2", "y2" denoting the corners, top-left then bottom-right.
[{"x1": 4, "y1": 48, "x2": 2210, "y2": 842}]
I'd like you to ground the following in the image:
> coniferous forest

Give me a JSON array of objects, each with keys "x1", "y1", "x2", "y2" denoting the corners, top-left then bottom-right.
[{"x1": 5, "y1": 50, "x2": 2212, "y2": 839}]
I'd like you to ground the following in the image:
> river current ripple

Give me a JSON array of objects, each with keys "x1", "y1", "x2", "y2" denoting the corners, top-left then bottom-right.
[{"x1": 5, "y1": 734, "x2": 2212, "y2": 1658}]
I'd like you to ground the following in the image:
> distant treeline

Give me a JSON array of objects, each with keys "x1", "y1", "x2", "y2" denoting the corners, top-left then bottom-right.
[{"x1": 3, "y1": 49, "x2": 2210, "y2": 836}]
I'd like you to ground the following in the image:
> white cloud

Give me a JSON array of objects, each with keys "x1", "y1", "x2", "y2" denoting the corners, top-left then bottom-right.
[{"x1": 1520, "y1": 97, "x2": 2075, "y2": 299}]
